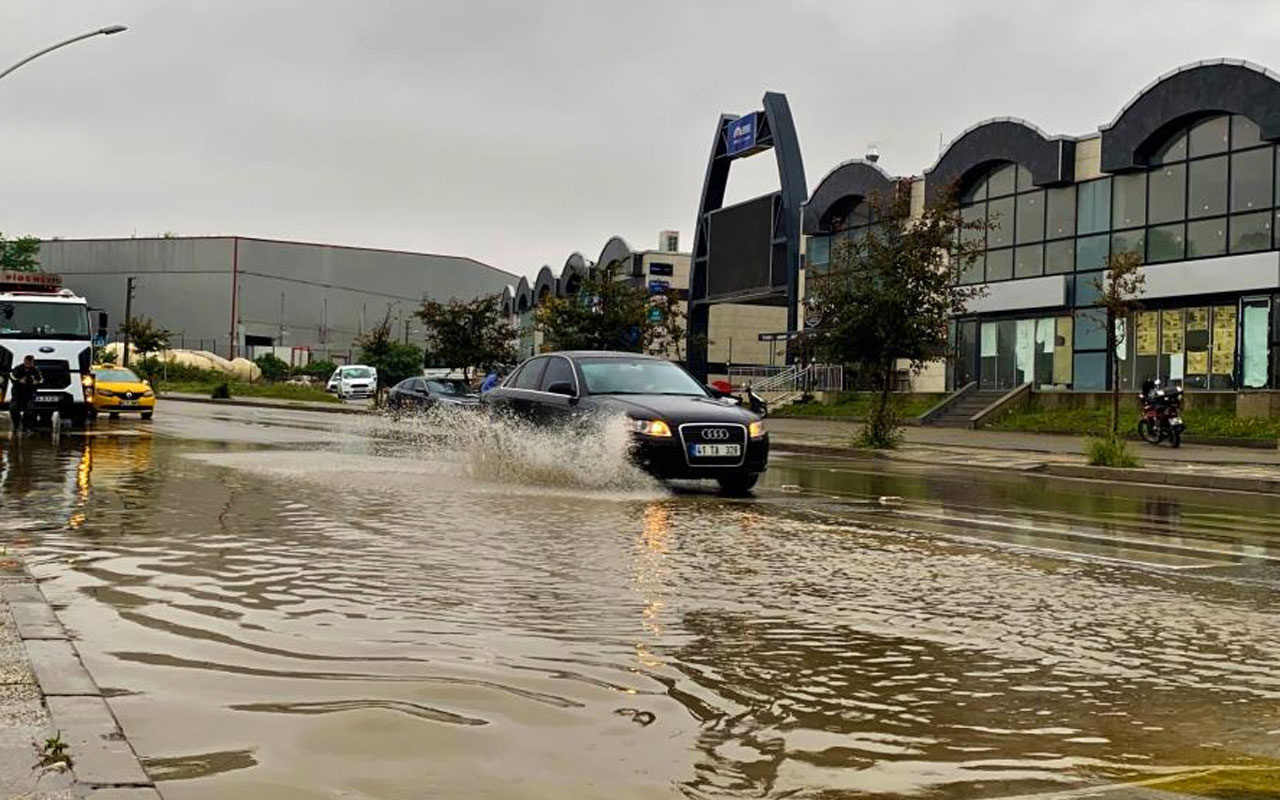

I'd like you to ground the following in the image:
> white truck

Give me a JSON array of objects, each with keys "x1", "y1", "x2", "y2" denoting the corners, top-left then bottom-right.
[{"x1": 1, "y1": 274, "x2": 109, "y2": 428}]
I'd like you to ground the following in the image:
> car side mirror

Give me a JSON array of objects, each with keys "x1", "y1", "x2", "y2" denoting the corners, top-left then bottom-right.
[{"x1": 546, "y1": 381, "x2": 576, "y2": 398}]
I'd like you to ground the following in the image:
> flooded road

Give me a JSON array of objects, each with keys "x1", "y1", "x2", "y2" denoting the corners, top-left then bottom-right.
[{"x1": 2, "y1": 403, "x2": 1280, "y2": 799}]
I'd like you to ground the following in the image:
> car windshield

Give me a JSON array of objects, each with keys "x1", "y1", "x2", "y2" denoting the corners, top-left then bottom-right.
[
  {"x1": 426, "y1": 379, "x2": 469, "y2": 395},
  {"x1": 0, "y1": 301, "x2": 89, "y2": 340},
  {"x1": 578, "y1": 358, "x2": 708, "y2": 396},
  {"x1": 341, "y1": 367, "x2": 373, "y2": 379},
  {"x1": 94, "y1": 369, "x2": 140, "y2": 382}
]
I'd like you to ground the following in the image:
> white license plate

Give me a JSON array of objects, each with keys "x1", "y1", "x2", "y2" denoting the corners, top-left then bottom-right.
[
  {"x1": 34, "y1": 395, "x2": 61, "y2": 404},
  {"x1": 691, "y1": 444, "x2": 741, "y2": 458}
]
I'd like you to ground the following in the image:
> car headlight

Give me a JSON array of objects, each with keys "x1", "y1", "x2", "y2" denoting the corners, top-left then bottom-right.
[
  {"x1": 142, "y1": 390, "x2": 154, "y2": 398},
  {"x1": 749, "y1": 420, "x2": 766, "y2": 439},
  {"x1": 631, "y1": 418, "x2": 673, "y2": 437},
  {"x1": 97, "y1": 388, "x2": 116, "y2": 397},
  {"x1": 81, "y1": 375, "x2": 95, "y2": 389}
]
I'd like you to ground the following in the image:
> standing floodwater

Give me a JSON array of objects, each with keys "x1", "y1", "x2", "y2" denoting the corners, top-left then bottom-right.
[{"x1": 2, "y1": 403, "x2": 1280, "y2": 799}]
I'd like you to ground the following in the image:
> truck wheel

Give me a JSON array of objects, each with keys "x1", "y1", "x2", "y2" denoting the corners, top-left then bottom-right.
[
  {"x1": 109, "y1": 412, "x2": 119, "y2": 420},
  {"x1": 717, "y1": 474, "x2": 759, "y2": 496}
]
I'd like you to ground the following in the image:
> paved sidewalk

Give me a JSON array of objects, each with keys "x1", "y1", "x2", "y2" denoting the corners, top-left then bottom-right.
[
  {"x1": 769, "y1": 418, "x2": 1280, "y2": 492},
  {"x1": 0, "y1": 557, "x2": 158, "y2": 799}
]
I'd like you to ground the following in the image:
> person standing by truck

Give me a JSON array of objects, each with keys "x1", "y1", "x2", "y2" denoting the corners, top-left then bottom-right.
[{"x1": 8, "y1": 354, "x2": 43, "y2": 431}]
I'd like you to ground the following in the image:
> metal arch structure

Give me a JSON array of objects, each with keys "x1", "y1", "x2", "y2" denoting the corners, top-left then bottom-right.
[
  {"x1": 532, "y1": 265, "x2": 558, "y2": 302},
  {"x1": 686, "y1": 91, "x2": 807, "y2": 381},
  {"x1": 1100, "y1": 60, "x2": 1280, "y2": 172},
  {"x1": 802, "y1": 159, "x2": 898, "y2": 235},
  {"x1": 514, "y1": 277, "x2": 533, "y2": 313},
  {"x1": 924, "y1": 118, "x2": 1075, "y2": 204},
  {"x1": 559, "y1": 252, "x2": 592, "y2": 297}
]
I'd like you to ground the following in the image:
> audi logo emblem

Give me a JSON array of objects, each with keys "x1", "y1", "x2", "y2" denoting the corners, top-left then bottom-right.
[{"x1": 701, "y1": 428, "x2": 731, "y2": 441}]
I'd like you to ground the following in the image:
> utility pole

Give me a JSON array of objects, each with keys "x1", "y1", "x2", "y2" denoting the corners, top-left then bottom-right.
[{"x1": 122, "y1": 276, "x2": 136, "y2": 366}]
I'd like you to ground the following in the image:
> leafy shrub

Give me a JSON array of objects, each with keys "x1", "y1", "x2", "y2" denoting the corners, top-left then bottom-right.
[
  {"x1": 852, "y1": 401, "x2": 904, "y2": 449},
  {"x1": 1086, "y1": 435, "x2": 1141, "y2": 468},
  {"x1": 297, "y1": 359, "x2": 337, "y2": 380},
  {"x1": 254, "y1": 353, "x2": 290, "y2": 382}
]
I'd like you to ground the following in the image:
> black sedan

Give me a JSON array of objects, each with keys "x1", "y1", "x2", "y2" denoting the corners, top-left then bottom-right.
[
  {"x1": 483, "y1": 351, "x2": 768, "y2": 494},
  {"x1": 387, "y1": 377, "x2": 480, "y2": 411}
]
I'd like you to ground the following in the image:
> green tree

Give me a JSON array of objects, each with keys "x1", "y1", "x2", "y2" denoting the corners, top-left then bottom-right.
[
  {"x1": 298, "y1": 359, "x2": 337, "y2": 380},
  {"x1": 802, "y1": 181, "x2": 986, "y2": 448},
  {"x1": 0, "y1": 233, "x2": 41, "y2": 272},
  {"x1": 118, "y1": 316, "x2": 171, "y2": 357},
  {"x1": 356, "y1": 314, "x2": 423, "y2": 387},
  {"x1": 414, "y1": 293, "x2": 516, "y2": 378},
  {"x1": 536, "y1": 265, "x2": 661, "y2": 353},
  {"x1": 254, "y1": 353, "x2": 290, "y2": 382},
  {"x1": 1091, "y1": 251, "x2": 1146, "y2": 437}
]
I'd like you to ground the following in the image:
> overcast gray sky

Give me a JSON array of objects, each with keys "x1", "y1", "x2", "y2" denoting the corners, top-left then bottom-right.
[{"x1": 3, "y1": 1, "x2": 1280, "y2": 280}]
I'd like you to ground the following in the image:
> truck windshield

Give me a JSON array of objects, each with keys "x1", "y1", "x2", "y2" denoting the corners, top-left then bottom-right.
[{"x1": 0, "y1": 301, "x2": 89, "y2": 340}]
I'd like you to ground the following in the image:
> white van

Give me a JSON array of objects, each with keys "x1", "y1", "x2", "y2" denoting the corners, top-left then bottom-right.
[{"x1": 326, "y1": 364, "x2": 377, "y2": 400}]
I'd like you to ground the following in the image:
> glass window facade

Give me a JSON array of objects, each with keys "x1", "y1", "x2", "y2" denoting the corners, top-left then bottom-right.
[{"x1": 952, "y1": 115, "x2": 1280, "y2": 286}]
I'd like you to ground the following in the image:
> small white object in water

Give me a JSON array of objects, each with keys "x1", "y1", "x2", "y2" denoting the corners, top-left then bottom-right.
[
  {"x1": 780, "y1": 484, "x2": 802, "y2": 493},
  {"x1": 878, "y1": 496, "x2": 904, "y2": 506}
]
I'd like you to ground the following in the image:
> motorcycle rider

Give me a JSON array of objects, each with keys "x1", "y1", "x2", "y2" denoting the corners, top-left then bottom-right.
[{"x1": 8, "y1": 355, "x2": 43, "y2": 432}]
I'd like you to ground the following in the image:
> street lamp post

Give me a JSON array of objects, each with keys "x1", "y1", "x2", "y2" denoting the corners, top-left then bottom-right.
[{"x1": 0, "y1": 26, "x2": 128, "y2": 85}]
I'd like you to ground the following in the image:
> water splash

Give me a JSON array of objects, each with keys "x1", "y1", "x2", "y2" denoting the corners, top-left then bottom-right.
[{"x1": 365, "y1": 405, "x2": 659, "y2": 492}]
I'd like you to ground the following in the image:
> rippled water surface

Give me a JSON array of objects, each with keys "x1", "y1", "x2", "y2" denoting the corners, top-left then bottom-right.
[{"x1": 2, "y1": 406, "x2": 1280, "y2": 799}]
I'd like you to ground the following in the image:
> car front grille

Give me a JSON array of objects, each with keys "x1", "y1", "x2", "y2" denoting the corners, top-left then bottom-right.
[{"x1": 678, "y1": 423, "x2": 748, "y2": 467}]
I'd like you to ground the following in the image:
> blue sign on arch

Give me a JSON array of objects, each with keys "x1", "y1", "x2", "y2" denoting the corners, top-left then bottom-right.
[{"x1": 726, "y1": 114, "x2": 757, "y2": 156}]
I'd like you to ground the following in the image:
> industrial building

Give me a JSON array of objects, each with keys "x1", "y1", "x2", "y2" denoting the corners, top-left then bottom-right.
[{"x1": 37, "y1": 236, "x2": 517, "y2": 364}]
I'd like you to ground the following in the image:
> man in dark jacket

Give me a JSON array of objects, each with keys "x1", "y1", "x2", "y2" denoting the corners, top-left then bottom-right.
[{"x1": 8, "y1": 355, "x2": 43, "y2": 431}]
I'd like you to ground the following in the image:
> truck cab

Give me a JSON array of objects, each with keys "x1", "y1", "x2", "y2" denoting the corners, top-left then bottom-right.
[{"x1": 1, "y1": 275, "x2": 108, "y2": 428}]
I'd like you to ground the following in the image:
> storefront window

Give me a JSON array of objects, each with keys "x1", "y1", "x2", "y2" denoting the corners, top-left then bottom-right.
[
  {"x1": 1189, "y1": 115, "x2": 1230, "y2": 157},
  {"x1": 1148, "y1": 163, "x2": 1187, "y2": 224},
  {"x1": 1135, "y1": 311, "x2": 1159, "y2": 389},
  {"x1": 1045, "y1": 239, "x2": 1075, "y2": 274},
  {"x1": 1076, "y1": 234, "x2": 1109, "y2": 271},
  {"x1": 1187, "y1": 217, "x2": 1227, "y2": 257},
  {"x1": 1076, "y1": 178, "x2": 1112, "y2": 235},
  {"x1": 1161, "y1": 309, "x2": 1186, "y2": 384},
  {"x1": 987, "y1": 196, "x2": 1015, "y2": 249},
  {"x1": 1188, "y1": 156, "x2": 1228, "y2": 218},
  {"x1": 1014, "y1": 244, "x2": 1043, "y2": 279},
  {"x1": 1185, "y1": 307, "x2": 1210, "y2": 389},
  {"x1": 1112, "y1": 173, "x2": 1147, "y2": 229},
  {"x1": 986, "y1": 248, "x2": 1013, "y2": 282},
  {"x1": 807, "y1": 236, "x2": 830, "y2": 274},
  {"x1": 1211, "y1": 305, "x2": 1237, "y2": 389},
  {"x1": 1231, "y1": 146, "x2": 1273, "y2": 212},
  {"x1": 1230, "y1": 212, "x2": 1272, "y2": 253},
  {"x1": 1147, "y1": 223, "x2": 1185, "y2": 262},
  {"x1": 1016, "y1": 190, "x2": 1045, "y2": 244},
  {"x1": 1046, "y1": 186, "x2": 1076, "y2": 239},
  {"x1": 1242, "y1": 299, "x2": 1271, "y2": 389},
  {"x1": 1073, "y1": 352, "x2": 1107, "y2": 390}
]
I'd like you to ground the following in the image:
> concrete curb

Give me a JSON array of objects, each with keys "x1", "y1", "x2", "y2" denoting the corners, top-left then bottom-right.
[
  {"x1": 1041, "y1": 463, "x2": 1280, "y2": 494},
  {"x1": 5, "y1": 565, "x2": 160, "y2": 797},
  {"x1": 771, "y1": 439, "x2": 1280, "y2": 495},
  {"x1": 162, "y1": 393, "x2": 364, "y2": 415}
]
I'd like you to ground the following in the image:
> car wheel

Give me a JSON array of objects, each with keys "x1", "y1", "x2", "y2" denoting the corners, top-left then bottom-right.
[
  {"x1": 141, "y1": 411, "x2": 153, "y2": 420},
  {"x1": 717, "y1": 474, "x2": 759, "y2": 496},
  {"x1": 108, "y1": 412, "x2": 119, "y2": 420}
]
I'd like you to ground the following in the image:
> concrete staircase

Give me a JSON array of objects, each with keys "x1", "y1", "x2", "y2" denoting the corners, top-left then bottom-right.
[{"x1": 925, "y1": 389, "x2": 1010, "y2": 428}]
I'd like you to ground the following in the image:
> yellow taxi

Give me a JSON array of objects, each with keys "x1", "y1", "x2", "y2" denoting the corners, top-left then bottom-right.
[{"x1": 89, "y1": 365, "x2": 156, "y2": 420}]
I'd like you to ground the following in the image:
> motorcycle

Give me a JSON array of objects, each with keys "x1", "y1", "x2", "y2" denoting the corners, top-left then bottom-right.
[{"x1": 1137, "y1": 378, "x2": 1185, "y2": 448}]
